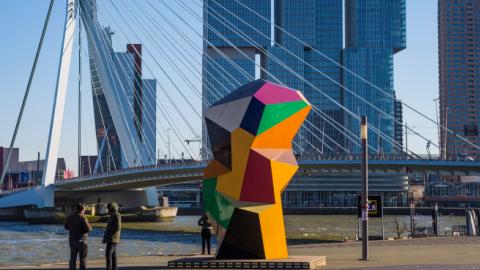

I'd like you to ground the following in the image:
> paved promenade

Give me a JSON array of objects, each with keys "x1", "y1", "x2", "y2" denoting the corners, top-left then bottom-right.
[{"x1": 4, "y1": 237, "x2": 480, "y2": 270}]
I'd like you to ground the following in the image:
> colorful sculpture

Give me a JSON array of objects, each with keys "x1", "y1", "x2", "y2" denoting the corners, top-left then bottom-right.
[{"x1": 203, "y1": 79, "x2": 311, "y2": 259}]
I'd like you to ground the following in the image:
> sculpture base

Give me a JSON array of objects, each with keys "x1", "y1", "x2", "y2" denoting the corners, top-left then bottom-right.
[{"x1": 168, "y1": 255, "x2": 326, "y2": 269}]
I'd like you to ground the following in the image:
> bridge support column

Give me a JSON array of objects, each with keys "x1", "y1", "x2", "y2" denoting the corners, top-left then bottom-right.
[{"x1": 144, "y1": 187, "x2": 159, "y2": 207}]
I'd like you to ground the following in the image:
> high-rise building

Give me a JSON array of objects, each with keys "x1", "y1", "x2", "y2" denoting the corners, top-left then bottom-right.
[
  {"x1": 202, "y1": 1, "x2": 409, "y2": 208},
  {"x1": 343, "y1": 0, "x2": 406, "y2": 153},
  {"x1": 439, "y1": 0, "x2": 480, "y2": 158},
  {"x1": 88, "y1": 30, "x2": 157, "y2": 171},
  {"x1": 394, "y1": 96, "x2": 404, "y2": 151},
  {"x1": 203, "y1": 0, "x2": 405, "y2": 155}
]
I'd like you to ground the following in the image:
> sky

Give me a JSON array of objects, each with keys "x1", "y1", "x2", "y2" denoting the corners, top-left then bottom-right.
[{"x1": 0, "y1": 0, "x2": 440, "y2": 173}]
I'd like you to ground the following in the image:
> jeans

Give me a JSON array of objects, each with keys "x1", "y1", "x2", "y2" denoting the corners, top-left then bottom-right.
[
  {"x1": 69, "y1": 239, "x2": 88, "y2": 270},
  {"x1": 106, "y1": 242, "x2": 117, "y2": 270},
  {"x1": 201, "y1": 229, "x2": 211, "y2": 255}
]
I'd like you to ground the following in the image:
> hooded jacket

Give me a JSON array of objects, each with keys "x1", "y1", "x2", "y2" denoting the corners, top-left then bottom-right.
[{"x1": 103, "y1": 202, "x2": 121, "y2": 243}]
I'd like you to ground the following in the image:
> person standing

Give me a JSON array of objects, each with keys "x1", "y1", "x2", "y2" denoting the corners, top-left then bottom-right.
[
  {"x1": 65, "y1": 203, "x2": 92, "y2": 270},
  {"x1": 103, "y1": 202, "x2": 121, "y2": 270},
  {"x1": 198, "y1": 213, "x2": 212, "y2": 255}
]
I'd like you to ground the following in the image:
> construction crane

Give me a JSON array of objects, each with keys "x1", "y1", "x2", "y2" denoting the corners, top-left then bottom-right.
[
  {"x1": 185, "y1": 138, "x2": 201, "y2": 145},
  {"x1": 185, "y1": 137, "x2": 202, "y2": 160}
]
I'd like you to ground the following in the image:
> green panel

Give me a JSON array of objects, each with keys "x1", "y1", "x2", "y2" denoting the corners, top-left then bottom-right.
[
  {"x1": 257, "y1": 100, "x2": 308, "y2": 135},
  {"x1": 203, "y1": 178, "x2": 235, "y2": 229}
]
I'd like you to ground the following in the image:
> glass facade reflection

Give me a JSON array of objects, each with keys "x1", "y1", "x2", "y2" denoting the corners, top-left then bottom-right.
[
  {"x1": 201, "y1": 0, "x2": 408, "y2": 208},
  {"x1": 344, "y1": 0, "x2": 406, "y2": 153}
]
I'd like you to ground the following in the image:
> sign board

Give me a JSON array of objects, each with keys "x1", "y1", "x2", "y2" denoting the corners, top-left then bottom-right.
[
  {"x1": 357, "y1": 195, "x2": 383, "y2": 218},
  {"x1": 20, "y1": 171, "x2": 30, "y2": 183}
]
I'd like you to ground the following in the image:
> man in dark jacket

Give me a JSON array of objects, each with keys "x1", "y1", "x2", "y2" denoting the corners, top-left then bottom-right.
[
  {"x1": 65, "y1": 203, "x2": 92, "y2": 270},
  {"x1": 103, "y1": 202, "x2": 121, "y2": 270}
]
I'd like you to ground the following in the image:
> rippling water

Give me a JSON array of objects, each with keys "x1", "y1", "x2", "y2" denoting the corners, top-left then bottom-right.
[
  {"x1": 0, "y1": 219, "x2": 209, "y2": 266},
  {"x1": 0, "y1": 215, "x2": 466, "y2": 266}
]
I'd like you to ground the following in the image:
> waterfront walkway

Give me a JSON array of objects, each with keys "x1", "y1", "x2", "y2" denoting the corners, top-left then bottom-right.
[{"x1": 5, "y1": 237, "x2": 480, "y2": 270}]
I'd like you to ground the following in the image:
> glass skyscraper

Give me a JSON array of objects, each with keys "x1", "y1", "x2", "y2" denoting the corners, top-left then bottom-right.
[
  {"x1": 200, "y1": 0, "x2": 409, "y2": 208},
  {"x1": 343, "y1": 0, "x2": 406, "y2": 153},
  {"x1": 203, "y1": 0, "x2": 406, "y2": 155}
]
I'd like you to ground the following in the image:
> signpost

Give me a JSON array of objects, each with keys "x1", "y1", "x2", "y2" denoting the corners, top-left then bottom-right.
[{"x1": 357, "y1": 194, "x2": 384, "y2": 239}]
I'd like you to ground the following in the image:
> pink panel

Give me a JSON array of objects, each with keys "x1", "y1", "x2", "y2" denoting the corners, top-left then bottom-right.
[{"x1": 254, "y1": 82, "x2": 303, "y2": 105}]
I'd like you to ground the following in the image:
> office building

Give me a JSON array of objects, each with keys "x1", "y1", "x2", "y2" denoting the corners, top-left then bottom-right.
[
  {"x1": 439, "y1": 0, "x2": 480, "y2": 158},
  {"x1": 88, "y1": 29, "x2": 157, "y2": 171},
  {"x1": 343, "y1": 0, "x2": 406, "y2": 153},
  {"x1": 200, "y1": 0, "x2": 408, "y2": 207},
  {"x1": 0, "y1": 147, "x2": 66, "y2": 189}
]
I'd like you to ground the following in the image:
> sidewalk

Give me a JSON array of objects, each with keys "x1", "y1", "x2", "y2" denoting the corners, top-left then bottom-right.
[{"x1": 4, "y1": 237, "x2": 480, "y2": 270}]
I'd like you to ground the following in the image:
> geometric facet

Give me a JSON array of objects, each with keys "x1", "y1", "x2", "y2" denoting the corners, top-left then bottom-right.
[
  {"x1": 205, "y1": 118, "x2": 232, "y2": 169},
  {"x1": 239, "y1": 150, "x2": 275, "y2": 204},
  {"x1": 240, "y1": 97, "x2": 266, "y2": 136},
  {"x1": 216, "y1": 208, "x2": 265, "y2": 259}
]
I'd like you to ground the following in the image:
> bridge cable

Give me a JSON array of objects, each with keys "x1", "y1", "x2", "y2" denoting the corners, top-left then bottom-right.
[
  {"x1": 171, "y1": 0, "x2": 380, "y2": 155},
  {"x1": 189, "y1": 0, "x2": 419, "y2": 157},
  {"x1": 197, "y1": 0, "x2": 413, "y2": 156},
  {"x1": 94, "y1": 4, "x2": 202, "y2": 159},
  {"x1": 79, "y1": 7, "x2": 149, "y2": 166},
  {"x1": 0, "y1": 0, "x2": 56, "y2": 185},
  {"x1": 142, "y1": 0, "x2": 365, "y2": 154},
  {"x1": 228, "y1": 0, "x2": 480, "y2": 154},
  {"x1": 92, "y1": 3, "x2": 202, "y2": 161}
]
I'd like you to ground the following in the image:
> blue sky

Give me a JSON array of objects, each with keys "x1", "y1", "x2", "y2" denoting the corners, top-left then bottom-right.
[{"x1": 0, "y1": 0, "x2": 439, "y2": 172}]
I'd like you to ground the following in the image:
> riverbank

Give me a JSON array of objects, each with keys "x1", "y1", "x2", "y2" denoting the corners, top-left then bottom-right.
[
  {"x1": 5, "y1": 236, "x2": 480, "y2": 270},
  {"x1": 93, "y1": 214, "x2": 465, "y2": 241}
]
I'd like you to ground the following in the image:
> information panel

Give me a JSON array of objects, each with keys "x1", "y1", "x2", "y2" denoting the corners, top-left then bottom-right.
[{"x1": 357, "y1": 195, "x2": 383, "y2": 218}]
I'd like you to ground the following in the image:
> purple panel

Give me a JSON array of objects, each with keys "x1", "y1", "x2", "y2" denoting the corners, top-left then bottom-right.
[{"x1": 253, "y1": 82, "x2": 303, "y2": 105}]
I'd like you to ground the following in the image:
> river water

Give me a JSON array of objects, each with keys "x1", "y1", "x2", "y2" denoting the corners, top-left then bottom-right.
[{"x1": 0, "y1": 215, "x2": 466, "y2": 266}]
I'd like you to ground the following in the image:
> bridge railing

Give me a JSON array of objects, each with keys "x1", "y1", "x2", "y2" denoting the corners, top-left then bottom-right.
[
  {"x1": 55, "y1": 160, "x2": 208, "y2": 184},
  {"x1": 54, "y1": 153, "x2": 480, "y2": 185},
  {"x1": 296, "y1": 153, "x2": 480, "y2": 162},
  {"x1": 0, "y1": 185, "x2": 35, "y2": 195}
]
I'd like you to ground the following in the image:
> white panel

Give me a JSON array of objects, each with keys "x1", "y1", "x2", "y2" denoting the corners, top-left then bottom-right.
[{"x1": 42, "y1": 0, "x2": 77, "y2": 188}]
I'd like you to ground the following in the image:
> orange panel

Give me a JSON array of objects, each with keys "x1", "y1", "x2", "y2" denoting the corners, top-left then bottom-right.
[
  {"x1": 252, "y1": 106, "x2": 311, "y2": 149},
  {"x1": 270, "y1": 159, "x2": 298, "y2": 194}
]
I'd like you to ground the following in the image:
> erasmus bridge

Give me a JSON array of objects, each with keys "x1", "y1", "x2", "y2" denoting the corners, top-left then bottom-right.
[{"x1": 1, "y1": 0, "x2": 480, "y2": 210}]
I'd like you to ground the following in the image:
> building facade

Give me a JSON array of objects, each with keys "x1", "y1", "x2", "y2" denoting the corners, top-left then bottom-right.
[
  {"x1": 439, "y1": 0, "x2": 480, "y2": 158},
  {"x1": 201, "y1": 0, "x2": 408, "y2": 207},
  {"x1": 343, "y1": 0, "x2": 406, "y2": 153},
  {"x1": 203, "y1": 0, "x2": 405, "y2": 155},
  {"x1": 0, "y1": 147, "x2": 66, "y2": 190}
]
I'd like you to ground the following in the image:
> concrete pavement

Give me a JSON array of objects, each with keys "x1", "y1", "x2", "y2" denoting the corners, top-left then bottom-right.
[{"x1": 3, "y1": 237, "x2": 480, "y2": 269}]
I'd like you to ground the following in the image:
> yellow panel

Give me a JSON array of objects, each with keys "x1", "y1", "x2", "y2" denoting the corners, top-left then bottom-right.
[
  {"x1": 252, "y1": 106, "x2": 311, "y2": 149},
  {"x1": 270, "y1": 159, "x2": 298, "y2": 194},
  {"x1": 259, "y1": 201, "x2": 288, "y2": 259},
  {"x1": 216, "y1": 128, "x2": 255, "y2": 200}
]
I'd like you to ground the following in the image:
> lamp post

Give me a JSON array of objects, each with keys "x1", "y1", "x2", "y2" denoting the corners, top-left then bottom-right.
[{"x1": 360, "y1": 116, "x2": 369, "y2": 260}]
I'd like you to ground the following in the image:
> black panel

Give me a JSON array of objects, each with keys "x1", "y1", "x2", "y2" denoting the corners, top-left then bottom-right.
[
  {"x1": 216, "y1": 208, "x2": 265, "y2": 259},
  {"x1": 205, "y1": 118, "x2": 232, "y2": 170}
]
